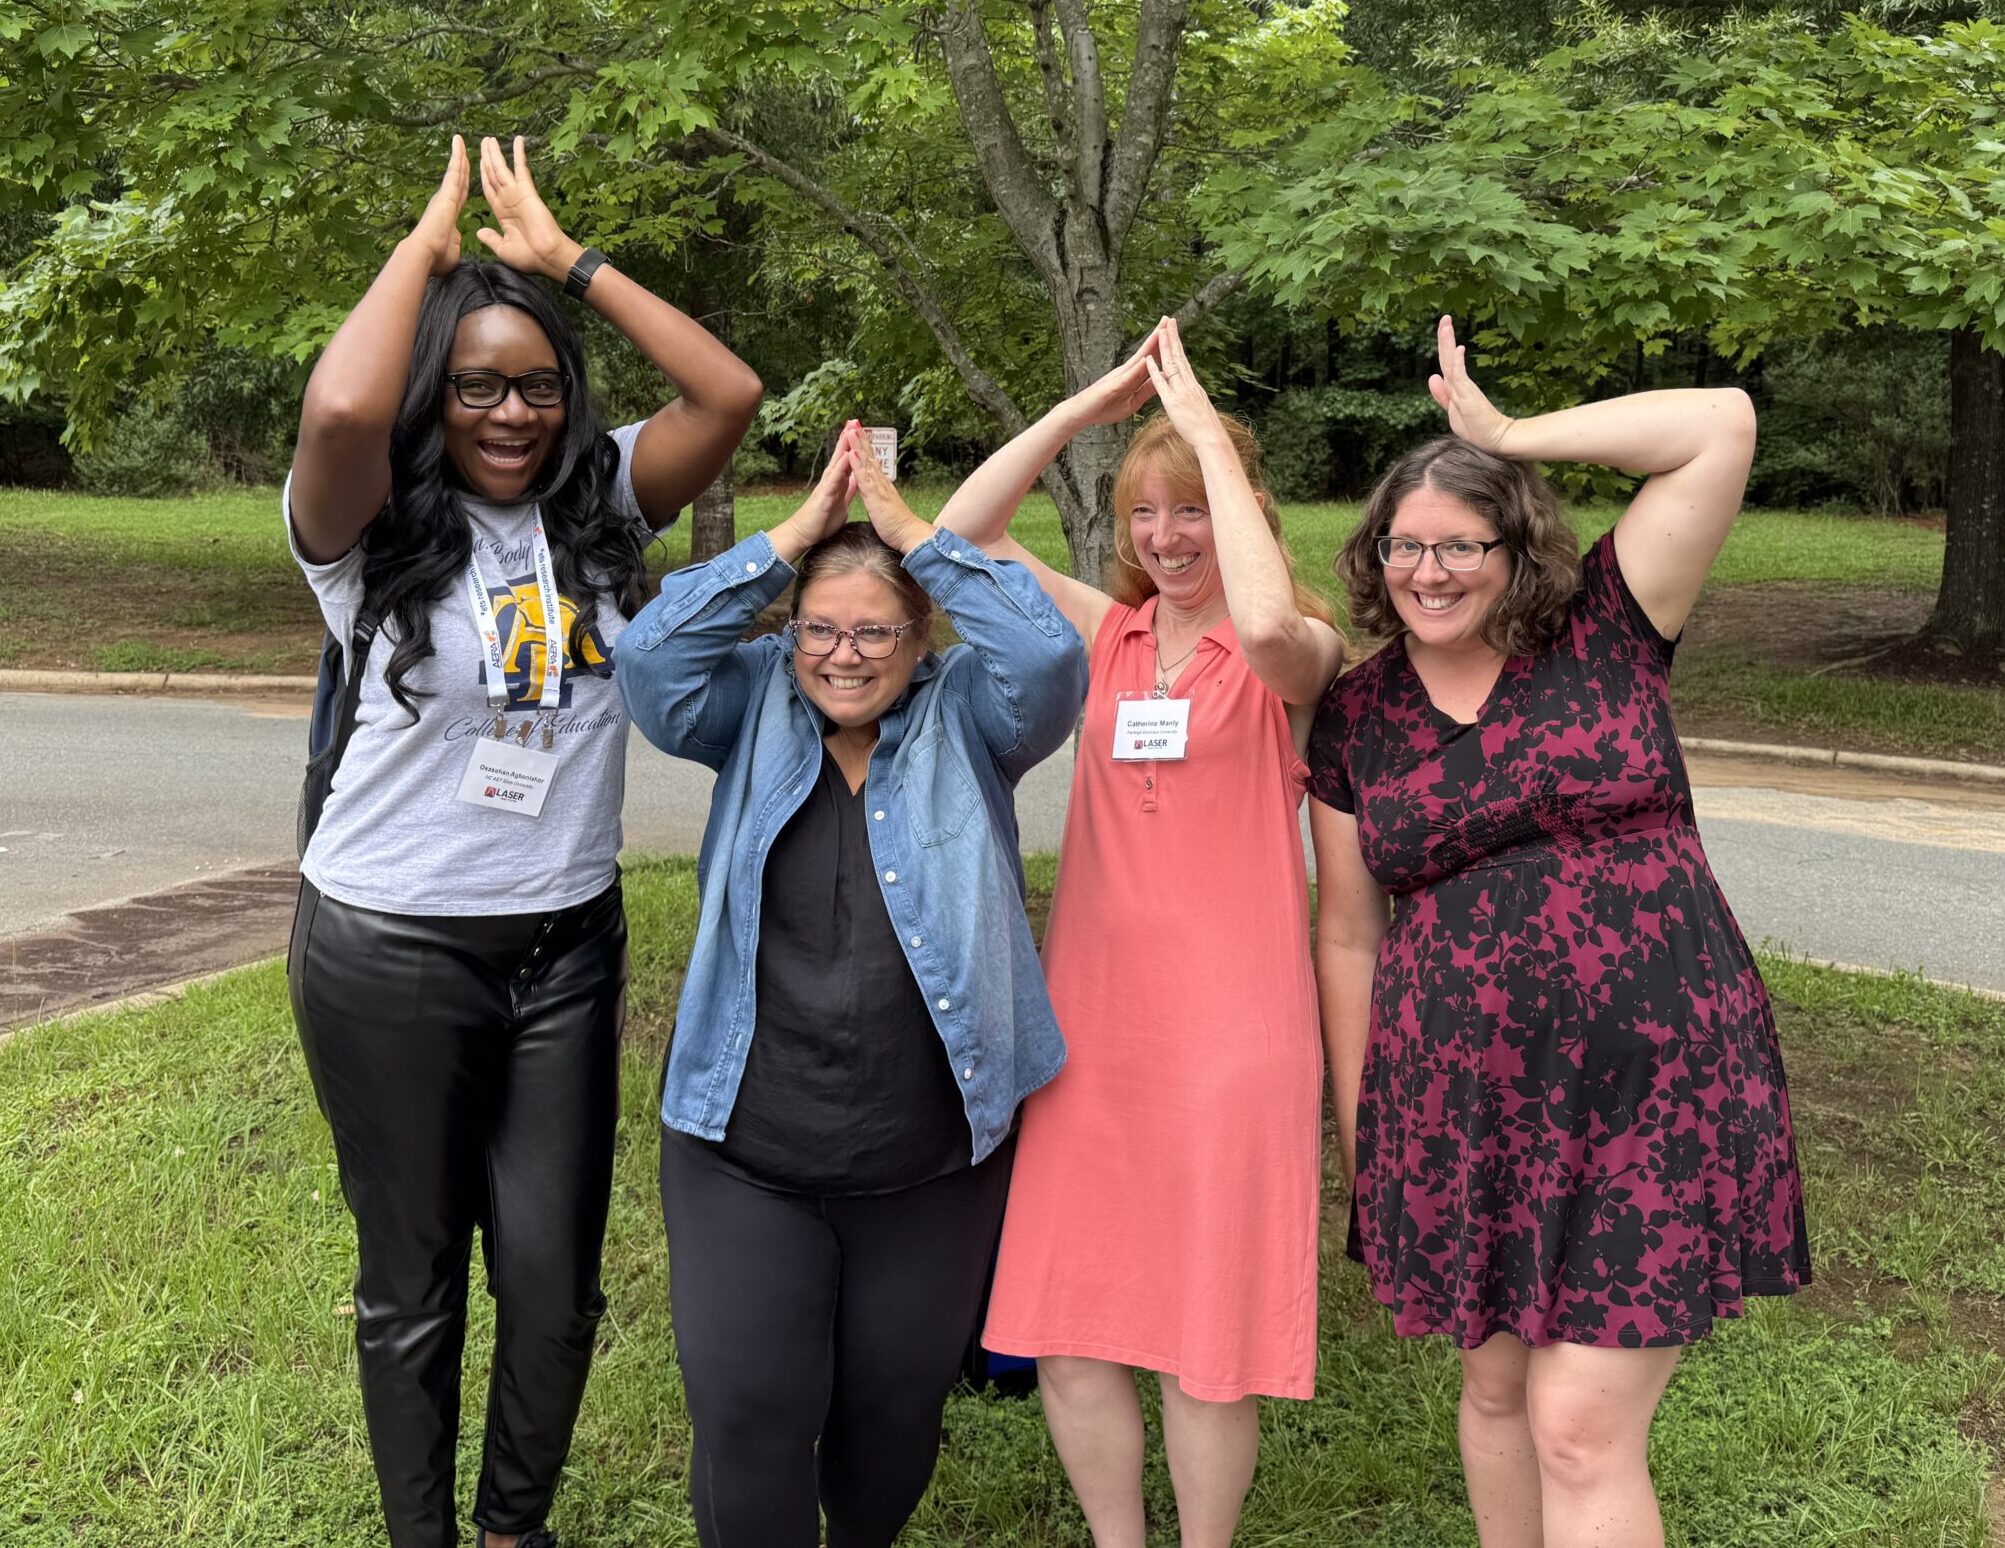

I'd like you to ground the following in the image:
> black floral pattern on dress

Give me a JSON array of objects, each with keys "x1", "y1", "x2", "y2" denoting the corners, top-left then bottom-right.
[{"x1": 1308, "y1": 534, "x2": 1811, "y2": 1349}]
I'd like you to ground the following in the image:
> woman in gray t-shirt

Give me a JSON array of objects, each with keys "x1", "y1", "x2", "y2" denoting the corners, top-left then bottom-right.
[{"x1": 284, "y1": 133, "x2": 760, "y2": 1548}]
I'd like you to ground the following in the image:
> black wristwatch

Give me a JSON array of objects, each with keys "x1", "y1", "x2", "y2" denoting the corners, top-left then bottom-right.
[{"x1": 564, "y1": 247, "x2": 610, "y2": 300}]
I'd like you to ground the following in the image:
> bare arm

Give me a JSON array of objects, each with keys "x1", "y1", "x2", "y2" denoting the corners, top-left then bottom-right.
[
  {"x1": 475, "y1": 136, "x2": 762, "y2": 528},
  {"x1": 291, "y1": 138, "x2": 470, "y2": 563},
  {"x1": 1310, "y1": 797, "x2": 1390, "y2": 1187},
  {"x1": 1429, "y1": 316, "x2": 1756, "y2": 639},
  {"x1": 1149, "y1": 320, "x2": 1346, "y2": 705},
  {"x1": 934, "y1": 336, "x2": 1167, "y2": 646}
]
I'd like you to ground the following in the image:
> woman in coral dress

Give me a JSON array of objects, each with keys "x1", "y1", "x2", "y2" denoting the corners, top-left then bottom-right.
[{"x1": 938, "y1": 318, "x2": 1346, "y2": 1547}]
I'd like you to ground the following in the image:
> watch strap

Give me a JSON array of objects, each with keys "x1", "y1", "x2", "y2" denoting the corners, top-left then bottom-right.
[{"x1": 564, "y1": 247, "x2": 610, "y2": 300}]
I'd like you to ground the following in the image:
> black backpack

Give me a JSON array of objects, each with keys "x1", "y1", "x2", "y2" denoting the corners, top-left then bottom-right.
[{"x1": 297, "y1": 607, "x2": 381, "y2": 858}]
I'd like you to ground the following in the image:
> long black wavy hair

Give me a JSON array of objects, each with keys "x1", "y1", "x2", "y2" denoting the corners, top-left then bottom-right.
[{"x1": 361, "y1": 259, "x2": 651, "y2": 717}]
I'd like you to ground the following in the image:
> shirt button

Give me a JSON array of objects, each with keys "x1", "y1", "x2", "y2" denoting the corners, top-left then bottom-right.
[
  {"x1": 962, "y1": 1066, "x2": 974, "y2": 1081},
  {"x1": 884, "y1": 869, "x2": 898, "y2": 883},
  {"x1": 1144, "y1": 777, "x2": 1153, "y2": 789},
  {"x1": 744, "y1": 561, "x2": 758, "y2": 573},
  {"x1": 910, "y1": 935, "x2": 923, "y2": 948},
  {"x1": 949, "y1": 548, "x2": 962, "y2": 560},
  {"x1": 873, "y1": 810, "x2": 885, "y2": 821},
  {"x1": 937, "y1": 997, "x2": 951, "y2": 1011}
]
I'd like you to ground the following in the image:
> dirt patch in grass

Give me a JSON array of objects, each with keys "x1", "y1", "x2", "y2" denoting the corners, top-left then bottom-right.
[
  {"x1": 0, "y1": 543, "x2": 323, "y2": 674},
  {"x1": 1682, "y1": 581, "x2": 2004, "y2": 688}
]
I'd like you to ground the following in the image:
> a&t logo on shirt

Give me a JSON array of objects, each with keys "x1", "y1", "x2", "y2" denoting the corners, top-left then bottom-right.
[{"x1": 485, "y1": 574, "x2": 613, "y2": 708}]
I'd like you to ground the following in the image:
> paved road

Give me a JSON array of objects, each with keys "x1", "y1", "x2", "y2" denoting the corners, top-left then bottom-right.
[{"x1": 6, "y1": 692, "x2": 2004, "y2": 996}]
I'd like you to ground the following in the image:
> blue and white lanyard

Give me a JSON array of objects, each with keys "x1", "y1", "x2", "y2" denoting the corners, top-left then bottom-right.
[{"x1": 462, "y1": 515, "x2": 563, "y2": 717}]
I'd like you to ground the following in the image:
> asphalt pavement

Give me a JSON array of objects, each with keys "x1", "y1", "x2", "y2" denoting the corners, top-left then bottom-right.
[{"x1": 5, "y1": 692, "x2": 2002, "y2": 1022}]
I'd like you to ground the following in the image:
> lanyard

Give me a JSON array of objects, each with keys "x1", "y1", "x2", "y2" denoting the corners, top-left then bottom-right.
[{"x1": 462, "y1": 516, "x2": 564, "y2": 713}]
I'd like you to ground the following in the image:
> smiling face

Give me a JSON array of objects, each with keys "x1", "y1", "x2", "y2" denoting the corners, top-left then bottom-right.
[
  {"x1": 1383, "y1": 480, "x2": 1513, "y2": 653},
  {"x1": 441, "y1": 304, "x2": 566, "y2": 503},
  {"x1": 791, "y1": 570, "x2": 928, "y2": 731},
  {"x1": 1124, "y1": 466, "x2": 1223, "y2": 612}
]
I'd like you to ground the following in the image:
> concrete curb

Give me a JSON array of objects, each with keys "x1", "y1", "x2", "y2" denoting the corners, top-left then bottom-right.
[
  {"x1": 0, "y1": 668, "x2": 318, "y2": 695},
  {"x1": 6, "y1": 669, "x2": 2005, "y2": 786},
  {"x1": 0, "y1": 958, "x2": 278, "y2": 1046},
  {"x1": 1680, "y1": 737, "x2": 2005, "y2": 787}
]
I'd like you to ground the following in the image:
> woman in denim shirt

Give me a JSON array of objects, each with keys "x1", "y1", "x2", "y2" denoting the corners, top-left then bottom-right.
[{"x1": 614, "y1": 423, "x2": 1087, "y2": 1547}]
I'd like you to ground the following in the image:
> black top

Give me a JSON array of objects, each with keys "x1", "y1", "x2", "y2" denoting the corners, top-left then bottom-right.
[{"x1": 713, "y1": 747, "x2": 972, "y2": 1193}]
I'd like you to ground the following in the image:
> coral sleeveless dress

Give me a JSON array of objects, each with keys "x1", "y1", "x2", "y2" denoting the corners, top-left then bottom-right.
[{"x1": 982, "y1": 599, "x2": 1323, "y2": 1402}]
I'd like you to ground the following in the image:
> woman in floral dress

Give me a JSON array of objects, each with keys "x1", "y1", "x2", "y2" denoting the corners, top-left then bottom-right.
[{"x1": 1310, "y1": 317, "x2": 1810, "y2": 1548}]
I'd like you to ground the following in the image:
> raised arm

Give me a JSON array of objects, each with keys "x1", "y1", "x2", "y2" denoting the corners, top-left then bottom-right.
[
  {"x1": 617, "y1": 434, "x2": 858, "y2": 767},
  {"x1": 291, "y1": 138, "x2": 469, "y2": 563},
  {"x1": 857, "y1": 444, "x2": 1087, "y2": 777},
  {"x1": 1310, "y1": 797, "x2": 1390, "y2": 1187},
  {"x1": 475, "y1": 135, "x2": 762, "y2": 527},
  {"x1": 1428, "y1": 315, "x2": 1756, "y2": 639},
  {"x1": 1147, "y1": 319, "x2": 1346, "y2": 706},
  {"x1": 935, "y1": 335, "x2": 1163, "y2": 646}
]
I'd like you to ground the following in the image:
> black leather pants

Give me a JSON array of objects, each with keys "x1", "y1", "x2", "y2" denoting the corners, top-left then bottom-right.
[{"x1": 288, "y1": 877, "x2": 626, "y2": 1548}]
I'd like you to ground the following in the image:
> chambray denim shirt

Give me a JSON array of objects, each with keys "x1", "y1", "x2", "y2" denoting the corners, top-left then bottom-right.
[{"x1": 615, "y1": 527, "x2": 1088, "y2": 1163}]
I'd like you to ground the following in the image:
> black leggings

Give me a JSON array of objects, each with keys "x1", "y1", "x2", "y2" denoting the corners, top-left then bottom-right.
[
  {"x1": 288, "y1": 877, "x2": 625, "y2": 1548},
  {"x1": 658, "y1": 1126, "x2": 1015, "y2": 1548}
]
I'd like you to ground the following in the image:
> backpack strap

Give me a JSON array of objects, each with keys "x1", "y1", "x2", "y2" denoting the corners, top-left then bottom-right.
[{"x1": 329, "y1": 602, "x2": 383, "y2": 770}]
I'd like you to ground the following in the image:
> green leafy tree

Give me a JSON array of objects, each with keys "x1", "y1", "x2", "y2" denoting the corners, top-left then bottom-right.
[
  {"x1": 1203, "y1": 14, "x2": 2005, "y2": 653},
  {"x1": 0, "y1": 0, "x2": 1354, "y2": 584}
]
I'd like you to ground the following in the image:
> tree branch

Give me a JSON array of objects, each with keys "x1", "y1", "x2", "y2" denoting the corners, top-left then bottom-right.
[
  {"x1": 1168, "y1": 271, "x2": 1245, "y2": 334},
  {"x1": 1030, "y1": 0, "x2": 1075, "y2": 165},
  {"x1": 692, "y1": 126, "x2": 1027, "y2": 438},
  {"x1": 1104, "y1": 0, "x2": 1191, "y2": 251},
  {"x1": 938, "y1": 0, "x2": 1063, "y2": 287},
  {"x1": 1052, "y1": 0, "x2": 1109, "y2": 219},
  {"x1": 384, "y1": 60, "x2": 602, "y2": 128}
]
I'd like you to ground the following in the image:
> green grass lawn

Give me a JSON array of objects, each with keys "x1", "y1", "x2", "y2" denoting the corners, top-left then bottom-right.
[
  {"x1": 0, "y1": 482, "x2": 1947, "y2": 604},
  {"x1": 2, "y1": 856, "x2": 1999, "y2": 1545},
  {"x1": 3, "y1": 483, "x2": 1997, "y2": 763}
]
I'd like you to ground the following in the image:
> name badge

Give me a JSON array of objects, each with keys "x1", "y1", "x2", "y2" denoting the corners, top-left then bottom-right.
[
  {"x1": 1113, "y1": 698, "x2": 1190, "y2": 761},
  {"x1": 456, "y1": 737, "x2": 559, "y2": 818}
]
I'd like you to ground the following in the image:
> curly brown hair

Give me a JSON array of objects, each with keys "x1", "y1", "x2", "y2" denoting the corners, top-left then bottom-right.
[
  {"x1": 1336, "y1": 437, "x2": 1581, "y2": 657},
  {"x1": 1111, "y1": 413, "x2": 1336, "y2": 627}
]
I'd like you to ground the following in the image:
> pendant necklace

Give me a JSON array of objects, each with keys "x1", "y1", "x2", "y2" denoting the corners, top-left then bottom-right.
[{"x1": 1152, "y1": 634, "x2": 1200, "y2": 699}]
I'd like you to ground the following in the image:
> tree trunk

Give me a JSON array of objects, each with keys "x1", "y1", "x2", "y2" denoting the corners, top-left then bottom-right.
[
  {"x1": 691, "y1": 459, "x2": 736, "y2": 565},
  {"x1": 1045, "y1": 304, "x2": 1130, "y2": 588},
  {"x1": 687, "y1": 283, "x2": 738, "y2": 565},
  {"x1": 1045, "y1": 421, "x2": 1126, "y2": 587},
  {"x1": 1925, "y1": 326, "x2": 2005, "y2": 657}
]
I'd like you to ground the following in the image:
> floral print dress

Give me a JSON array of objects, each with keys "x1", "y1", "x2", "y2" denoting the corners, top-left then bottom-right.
[{"x1": 1307, "y1": 534, "x2": 1811, "y2": 1348}]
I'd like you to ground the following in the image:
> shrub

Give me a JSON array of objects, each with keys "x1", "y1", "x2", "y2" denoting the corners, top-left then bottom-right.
[
  {"x1": 1256, "y1": 385, "x2": 1440, "y2": 499},
  {"x1": 1749, "y1": 329, "x2": 1949, "y2": 515},
  {"x1": 72, "y1": 403, "x2": 211, "y2": 497}
]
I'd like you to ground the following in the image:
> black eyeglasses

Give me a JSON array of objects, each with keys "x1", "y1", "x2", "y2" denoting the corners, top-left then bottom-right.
[
  {"x1": 1377, "y1": 536, "x2": 1507, "y2": 572},
  {"x1": 444, "y1": 370, "x2": 569, "y2": 410},
  {"x1": 787, "y1": 619, "x2": 919, "y2": 658}
]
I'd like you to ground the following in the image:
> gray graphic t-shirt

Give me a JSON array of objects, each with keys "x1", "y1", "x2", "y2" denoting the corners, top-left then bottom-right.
[{"x1": 287, "y1": 421, "x2": 663, "y2": 915}]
